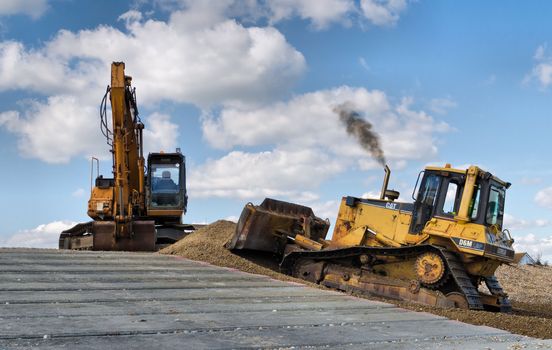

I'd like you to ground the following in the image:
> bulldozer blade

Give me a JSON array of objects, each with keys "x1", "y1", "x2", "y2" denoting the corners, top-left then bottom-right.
[
  {"x1": 93, "y1": 221, "x2": 156, "y2": 251},
  {"x1": 226, "y1": 198, "x2": 329, "y2": 255}
]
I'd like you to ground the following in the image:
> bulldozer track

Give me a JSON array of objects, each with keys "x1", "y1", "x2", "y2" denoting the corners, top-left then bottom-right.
[
  {"x1": 281, "y1": 244, "x2": 485, "y2": 310},
  {"x1": 438, "y1": 249, "x2": 484, "y2": 310},
  {"x1": 484, "y1": 275, "x2": 512, "y2": 312}
]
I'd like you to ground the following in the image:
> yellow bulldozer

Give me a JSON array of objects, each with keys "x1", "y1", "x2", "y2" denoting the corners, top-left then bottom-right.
[
  {"x1": 227, "y1": 164, "x2": 515, "y2": 312},
  {"x1": 59, "y1": 62, "x2": 194, "y2": 251}
]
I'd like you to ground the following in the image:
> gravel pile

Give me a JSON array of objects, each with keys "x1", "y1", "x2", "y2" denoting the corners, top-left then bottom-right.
[
  {"x1": 496, "y1": 263, "x2": 552, "y2": 304},
  {"x1": 161, "y1": 220, "x2": 552, "y2": 339},
  {"x1": 160, "y1": 220, "x2": 301, "y2": 283}
]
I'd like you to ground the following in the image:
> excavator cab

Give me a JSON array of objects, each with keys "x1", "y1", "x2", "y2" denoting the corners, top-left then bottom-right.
[{"x1": 146, "y1": 151, "x2": 188, "y2": 220}]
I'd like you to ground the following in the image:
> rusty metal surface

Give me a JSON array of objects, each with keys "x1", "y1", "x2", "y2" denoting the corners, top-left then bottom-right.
[
  {"x1": 226, "y1": 198, "x2": 329, "y2": 254},
  {"x1": 92, "y1": 221, "x2": 156, "y2": 251}
]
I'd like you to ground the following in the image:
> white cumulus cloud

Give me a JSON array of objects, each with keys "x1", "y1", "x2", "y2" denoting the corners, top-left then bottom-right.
[
  {"x1": 266, "y1": 0, "x2": 355, "y2": 29},
  {"x1": 0, "y1": 12, "x2": 306, "y2": 106},
  {"x1": 143, "y1": 112, "x2": 180, "y2": 155},
  {"x1": 524, "y1": 44, "x2": 552, "y2": 88},
  {"x1": 513, "y1": 233, "x2": 552, "y2": 263},
  {"x1": 189, "y1": 149, "x2": 341, "y2": 201},
  {"x1": 203, "y1": 86, "x2": 449, "y2": 161},
  {"x1": 192, "y1": 86, "x2": 449, "y2": 200},
  {"x1": 1, "y1": 221, "x2": 77, "y2": 248},
  {"x1": 0, "y1": 0, "x2": 48, "y2": 18},
  {"x1": 360, "y1": 0, "x2": 408, "y2": 27},
  {"x1": 0, "y1": 95, "x2": 102, "y2": 163},
  {"x1": 535, "y1": 187, "x2": 552, "y2": 209},
  {"x1": 428, "y1": 97, "x2": 457, "y2": 115},
  {"x1": 0, "y1": 7, "x2": 305, "y2": 163},
  {"x1": 504, "y1": 213, "x2": 550, "y2": 230},
  {"x1": 150, "y1": 0, "x2": 410, "y2": 29}
]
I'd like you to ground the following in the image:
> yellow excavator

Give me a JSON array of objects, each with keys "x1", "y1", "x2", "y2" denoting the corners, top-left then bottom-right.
[
  {"x1": 59, "y1": 62, "x2": 193, "y2": 251},
  {"x1": 227, "y1": 164, "x2": 515, "y2": 312}
]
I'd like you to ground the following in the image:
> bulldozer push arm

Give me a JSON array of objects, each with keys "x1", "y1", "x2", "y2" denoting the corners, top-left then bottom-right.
[{"x1": 228, "y1": 164, "x2": 515, "y2": 312}]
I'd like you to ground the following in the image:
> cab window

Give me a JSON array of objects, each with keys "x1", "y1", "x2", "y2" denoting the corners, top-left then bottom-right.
[
  {"x1": 486, "y1": 184, "x2": 505, "y2": 227},
  {"x1": 410, "y1": 174, "x2": 441, "y2": 233},
  {"x1": 421, "y1": 174, "x2": 441, "y2": 207},
  {"x1": 150, "y1": 163, "x2": 180, "y2": 207},
  {"x1": 442, "y1": 182, "x2": 460, "y2": 216},
  {"x1": 151, "y1": 164, "x2": 180, "y2": 192},
  {"x1": 469, "y1": 185, "x2": 481, "y2": 220}
]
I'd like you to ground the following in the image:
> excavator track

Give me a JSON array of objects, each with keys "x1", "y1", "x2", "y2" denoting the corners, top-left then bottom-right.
[
  {"x1": 58, "y1": 222, "x2": 94, "y2": 250},
  {"x1": 281, "y1": 244, "x2": 486, "y2": 311},
  {"x1": 60, "y1": 221, "x2": 199, "y2": 251}
]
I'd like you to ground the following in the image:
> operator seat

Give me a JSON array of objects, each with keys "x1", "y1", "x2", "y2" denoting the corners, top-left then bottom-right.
[{"x1": 157, "y1": 171, "x2": 177, "y2": 191}]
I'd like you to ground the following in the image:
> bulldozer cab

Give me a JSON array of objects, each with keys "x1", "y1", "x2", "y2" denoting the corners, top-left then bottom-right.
[
  {"x1": 409, "y1": 166, "x2": 509, "y2": 234},
  {"x1": 146, "y1": 151, "x2": 188, "y2": 222}
]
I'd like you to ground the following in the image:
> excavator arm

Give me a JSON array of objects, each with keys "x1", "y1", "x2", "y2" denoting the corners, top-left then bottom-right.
[
  {"x1": 60, "y1": 62, "x2": 155, "y2": 251},
  {"x1": 109, "y1": 62, "x2": 146, "y2": 236}
]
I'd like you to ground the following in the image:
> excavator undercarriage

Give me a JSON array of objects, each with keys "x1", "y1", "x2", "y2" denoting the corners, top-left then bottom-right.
[
  {"x1": 59, "y1": 221, "x2": 156, "y2": 251},
  {"x1": 59, "y1": 221, "x2": 199, "y2": 251}
]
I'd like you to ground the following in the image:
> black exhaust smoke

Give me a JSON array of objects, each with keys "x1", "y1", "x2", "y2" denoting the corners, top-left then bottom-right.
[{"x1": 333, "y1": 103, "x2": 386, "y2": 167}]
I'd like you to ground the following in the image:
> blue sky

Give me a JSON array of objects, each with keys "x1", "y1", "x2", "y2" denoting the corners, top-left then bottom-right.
[{"x1": 1, "y1": 0, "x2": 551, "y2": 261}]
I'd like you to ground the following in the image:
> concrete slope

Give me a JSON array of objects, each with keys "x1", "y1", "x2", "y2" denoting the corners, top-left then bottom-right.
[{"x1": 0, "y1": 248, "x2": 550, "y2": 349}]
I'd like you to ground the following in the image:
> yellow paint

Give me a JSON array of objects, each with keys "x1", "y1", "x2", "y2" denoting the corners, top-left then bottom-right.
[
  {"x1": 332, "y1": 225, "x2": 370, "y2": 247},
  {"x1": 87, "y1": 187, "x2": 114, "y2": 219},
  {"x1": 455, "y1": 165, "x2": 478, "y2": 222},
  {"x1": 325, "y1": 164, "x2": 513, "y2": 282},
  {"x1": 294, "y1": 235, "x2": 324, "y2": 251}
]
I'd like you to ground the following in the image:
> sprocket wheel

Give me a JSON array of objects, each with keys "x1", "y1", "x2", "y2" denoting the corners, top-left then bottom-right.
[{"x1": 414, "y1": 252, "x2": 446, "y2": 286}]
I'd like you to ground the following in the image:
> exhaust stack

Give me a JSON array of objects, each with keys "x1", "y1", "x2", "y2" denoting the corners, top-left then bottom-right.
[
  {"x1": 379, "y1": 165, "x2": 400, "y2": 201},
  {"x1": 380, "y1": 165, "x2": 391, "y2": 200}
]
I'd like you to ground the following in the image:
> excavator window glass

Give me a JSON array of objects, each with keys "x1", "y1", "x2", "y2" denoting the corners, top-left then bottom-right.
[
  {"x1": 486, "y1": 184, "x2": 505, "y2": 227},
  {"x1": 150, "y1": 163, "x2": 180, "y2": 207}
]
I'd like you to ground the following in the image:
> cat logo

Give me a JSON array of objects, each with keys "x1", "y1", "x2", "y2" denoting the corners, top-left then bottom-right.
[{"x1": 385, "y1": 202, "x2": 397, "y2": 210}]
